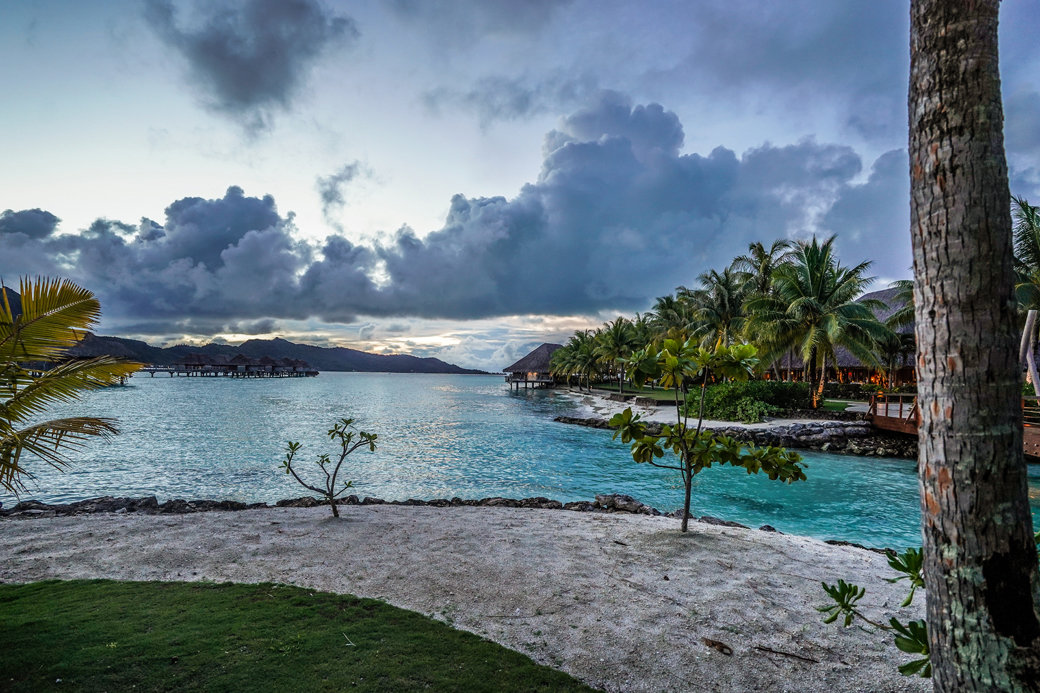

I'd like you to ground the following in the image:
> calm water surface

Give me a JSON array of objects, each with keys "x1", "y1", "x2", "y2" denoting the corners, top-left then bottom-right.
[{"x1": 6, "y1": 373, "x2": 1039, "y2": 549}]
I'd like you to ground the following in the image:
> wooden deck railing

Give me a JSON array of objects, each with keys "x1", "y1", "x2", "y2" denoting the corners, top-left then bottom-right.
[
  {"x1": 868, "y1": 393, "x2": 1040, "y2": 458},
  {"x1": 868, "y1": 393, "x2": 919, "y2": 435}
]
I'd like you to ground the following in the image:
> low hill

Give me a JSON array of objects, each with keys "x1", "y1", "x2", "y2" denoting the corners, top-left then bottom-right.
[{"x1": 67, "y1": 334, "x2": 488, "y2": 375}]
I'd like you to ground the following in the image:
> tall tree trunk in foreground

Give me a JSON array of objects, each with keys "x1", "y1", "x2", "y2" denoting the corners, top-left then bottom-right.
[{"x1": 909, "y1": 1, "x2": 1040, "y2": 688}]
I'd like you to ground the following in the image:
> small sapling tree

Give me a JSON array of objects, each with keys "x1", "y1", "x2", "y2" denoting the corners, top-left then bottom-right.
[
  {"x1": 610, "y1": 339, "x2": 805, "y2": 532},
  {"x1": 280, "y1": 418, "x2": 377, "y2": 518}
]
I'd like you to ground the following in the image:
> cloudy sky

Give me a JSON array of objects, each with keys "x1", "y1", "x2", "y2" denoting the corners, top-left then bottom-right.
[{"x1": 2, "y1": 1, "x2": 1039, "y2": 370}]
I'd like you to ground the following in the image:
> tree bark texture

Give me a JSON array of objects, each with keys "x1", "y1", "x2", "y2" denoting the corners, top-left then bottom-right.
[{"x1": 909, "y1": 1, "x2": 1040, "y2": 689}]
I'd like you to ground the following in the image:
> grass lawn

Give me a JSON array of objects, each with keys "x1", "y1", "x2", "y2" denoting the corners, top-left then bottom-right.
[
  {"x1": 821, "y1": 400, "x2": 850, "y2": 412},
  {"x1": 0, "y1": 580, "x2": 596, "y2": 692}
]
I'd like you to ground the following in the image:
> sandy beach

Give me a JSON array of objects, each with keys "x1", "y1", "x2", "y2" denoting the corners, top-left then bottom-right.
[
  {"x1": 557, "y1": 387, "x2": 833, "y2": 428},
  {"x1": 1, "y1": 505, "x2": 927, "y2": 692}
]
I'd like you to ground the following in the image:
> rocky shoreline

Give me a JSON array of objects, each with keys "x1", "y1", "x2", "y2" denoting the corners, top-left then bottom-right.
[
  {"x1": 1, "y1": 492, "x2": 893, "y2": 553},
  {"x1": 554, "y1": 415, "x2": 918, "y2": 458}
]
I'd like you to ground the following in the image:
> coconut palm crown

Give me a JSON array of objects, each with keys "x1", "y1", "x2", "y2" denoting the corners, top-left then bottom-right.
[
  {"x1": 1, "y1": 277, "x2": 141, "y2": 493},
  {"x1": 746, "y1": 236, "x2": 890, "y2": 406}
]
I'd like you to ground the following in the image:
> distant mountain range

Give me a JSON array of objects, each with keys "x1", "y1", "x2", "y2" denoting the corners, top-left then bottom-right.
[{"x1": 67, "y1": 334, "x2": 489, "y2": 375}]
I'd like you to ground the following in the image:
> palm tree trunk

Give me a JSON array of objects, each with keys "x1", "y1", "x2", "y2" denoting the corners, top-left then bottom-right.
[
  {"x1": 910, "y1": 0, "x2": 1040, "y2": 687},
  {"x1": 1021, "y1": 309, "x2": 1040, "y2": 397},
  {"x1": 808, "y1": 347, "x2": 820, "y2": 407}
]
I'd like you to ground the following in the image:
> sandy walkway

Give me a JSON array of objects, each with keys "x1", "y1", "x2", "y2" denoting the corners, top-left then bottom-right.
[
  {"x1": 1, "y1": 506, "x2": 926, "y2": 692},
  {"x1": 557, "y1": 389, "x2": 829, "y2": 429}
]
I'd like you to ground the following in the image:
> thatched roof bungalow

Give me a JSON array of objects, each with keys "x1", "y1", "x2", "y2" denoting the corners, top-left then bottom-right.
[
  {"x1": 504, "y1": 343, "x2": 563, "y2": 389},
  {"x1": 769, "y1": 287, "x2": 915, "y2": 385}
]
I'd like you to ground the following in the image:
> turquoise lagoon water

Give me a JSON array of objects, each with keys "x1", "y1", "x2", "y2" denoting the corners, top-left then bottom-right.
[{"x1": 5, "y1": 372, "x2": 1039, "y2": 549}]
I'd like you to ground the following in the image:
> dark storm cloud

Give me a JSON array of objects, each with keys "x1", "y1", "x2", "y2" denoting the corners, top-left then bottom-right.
[
  {"x1": 144, "y1": 0, "x2": 358, "y2": 131},
  {"x1": 389, "y1": 0, "x2": 571, "y2": 36},
  {"x1": 821, "y1": 149, "x2": 911, "y2": 276},
  {"x1": 659, "y1": 0, "x2": 907, "y2": 143},
  {"x1": 423, "y1": 73, "x2": 598, "y2": 126},
  {"x1": 0, "y1": 93, "x2": 915, "y2": 331},
  {"x1": 316, "y1": 162, "x2": 363, "y2": 229},
  {"x1": 0, "y1": 208, "x2": 60, "y2": 238}
]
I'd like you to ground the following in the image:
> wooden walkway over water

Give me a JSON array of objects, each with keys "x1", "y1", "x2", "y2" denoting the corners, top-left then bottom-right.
[
  {"x1": 140, "y1": 366, "x2": 317, "y2": 378},
  {"x1": 868, "y1": 393, "x2": 1040, "y2": 458}
]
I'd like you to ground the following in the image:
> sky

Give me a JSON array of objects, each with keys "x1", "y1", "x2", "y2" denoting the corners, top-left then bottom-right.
[{"x1": 1, "y1": 0, "x2": 1039, "y2": 371}]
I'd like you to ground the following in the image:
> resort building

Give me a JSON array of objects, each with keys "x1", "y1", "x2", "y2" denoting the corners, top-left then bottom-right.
[
  {"x1": 504, "y1": 343, "x2": 563, "y2": 390},
  {"x1": 767, "y1": 287, "x2": 915, "y2": 386}
]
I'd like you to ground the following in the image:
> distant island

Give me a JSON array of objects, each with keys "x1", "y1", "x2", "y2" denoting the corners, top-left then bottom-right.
[{"x1": 68, "y1": 334, "x2": 489, "y2": 375}]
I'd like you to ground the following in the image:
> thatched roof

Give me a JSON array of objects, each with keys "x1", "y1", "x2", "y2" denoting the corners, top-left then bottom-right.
[
  {"x1": 779, "y1": 287, "x2": 912, "y2": 370},
  {"x1": 504, "y1": 343, "x2": 563, "y2": 373},
  {"x1": 229, "y1": 354, "x2": 257, "y2": 365}
]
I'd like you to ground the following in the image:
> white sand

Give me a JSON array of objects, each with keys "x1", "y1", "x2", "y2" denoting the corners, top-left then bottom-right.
[
  {"x1": 1, "y1": 506, "x2": 926, "y2": 692},
  {"x1": 557, "y1": 388, "x2": 829, "y2": 428}
]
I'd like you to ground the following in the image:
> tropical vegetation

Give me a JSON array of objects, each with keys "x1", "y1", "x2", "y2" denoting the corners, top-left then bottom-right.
[
  {"x1": 609, "y1": 341, "x2": 805, "y2": 531},
  {"x1": 0, "y1": 277, "x2": 140, "y2": 493},
  {"x1": 551, "y1": 234, "x2": 905, "y2": 412}
]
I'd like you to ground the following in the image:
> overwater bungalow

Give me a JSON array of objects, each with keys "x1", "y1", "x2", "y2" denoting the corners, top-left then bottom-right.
[{"x1": 504, "y1": 343, "x2": 563, "y2": 390}]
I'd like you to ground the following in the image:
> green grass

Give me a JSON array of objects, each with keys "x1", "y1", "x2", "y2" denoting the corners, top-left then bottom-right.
[
  {"x1": 0, "y1": 580, "x2": 596, "y2": 692},
  {"x1": 821, "y1": 400, "x2": 850, "y2": 412}
]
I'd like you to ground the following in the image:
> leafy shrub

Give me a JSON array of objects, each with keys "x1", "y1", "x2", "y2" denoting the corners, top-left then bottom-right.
[
  {"x1": 734, "y1": 397, "x2": 780, "y2": 423},
  {"x1": 822, "y1": 382, "x2": 877, "y2": 399},
  {"x1": 685, "y1": 380, "x2": 811, "y2": 420}
]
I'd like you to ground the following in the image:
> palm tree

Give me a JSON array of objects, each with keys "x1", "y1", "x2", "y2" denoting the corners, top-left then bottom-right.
[
  {"x1": 909, "y1": 2, "x2": 1039, "y2": 685},
  {"x1": 884, "y1": 279, "x2": 915, "y2": 330},
  {"x1": 680, "y1": 268, "x2": 748, "y2": 350},
  {"x1": 595, "y1": 317, "x2": 638, "y2": 394},
  {"x1": 1012, "y1": 196, "x2": 1040, "y2": 393},
  {"x1": 876, "y1": 331, "x2": 916, "y2": 389},
  {"x1": 732, "y1": 239, "x2": 794, "y2": 296},
  {"x1": 733, "y1": 240, "x2": 795, "y2": 377},
  {"x1": 1, "y1": 277, "x2": 141, "y2": 493},
  {"x1": 649, "y1": 293, "x2": 696, "y2": 342},
  {"x1": 747, "y1": 236, "x2": 889, "y2": 407}
]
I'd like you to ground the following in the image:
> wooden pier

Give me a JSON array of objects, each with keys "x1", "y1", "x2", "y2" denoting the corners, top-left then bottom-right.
[
  {"x1": 868, "y1": 393, "x2": 1040, "y2": 457},
  {"x1": 140, "y1": 365, "x2": 317, "y2": 378}
]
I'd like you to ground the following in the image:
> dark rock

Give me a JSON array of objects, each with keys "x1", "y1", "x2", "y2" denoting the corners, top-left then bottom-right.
[
  {"x1": 759, "y1": 525, "x2": 781, "y2": 533},
  {"x1": 276, "y1": 497, "x2": 322, "y2": 508},
  {"x1": 159, "y1": 499, "x2": 196, "y2": 513},
  {"x1": 824, "y1": 539, "x2": 889, "y2": 555},
  {"x1": 595, "y1": 493, "x2": 649, "y2": 514},
  {"x1": 426, "y1": 498, "x2": 451, "y2": 507},
  {"x1": 698, "y1": 515, "x2": 750, "y2": 529},
  {"x1": 563, "y1": 501, "x2": 596, "y2": 512},
  {"x1": 480, "y1": 497, "x2": 521, "y2": 507},
  {"x1": 359, "y1": 497, "x2": 386, "y2": 505},
  {"x1": 519, "y1": 497, "x2": 564, "y2": 509}
]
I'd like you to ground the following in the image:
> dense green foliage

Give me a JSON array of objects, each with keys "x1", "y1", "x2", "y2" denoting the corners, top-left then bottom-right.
[
  {"x1": 552, "y1": 235, "x2": 907, "y2": 407},
  {"x1": 690, "y1": 381, "x2": 811, "y2": 422},
  {"x1": 0, "y1": 580, "x2": 594, "y2": 693},
  {"x1": 610, "y1": 341, "x2": 805, "y2": 531}
]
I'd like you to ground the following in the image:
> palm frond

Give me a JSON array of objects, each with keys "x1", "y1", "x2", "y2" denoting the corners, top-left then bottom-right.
[{"x1": 0, "y1": 416, "x2": 119, "y2": 492}]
